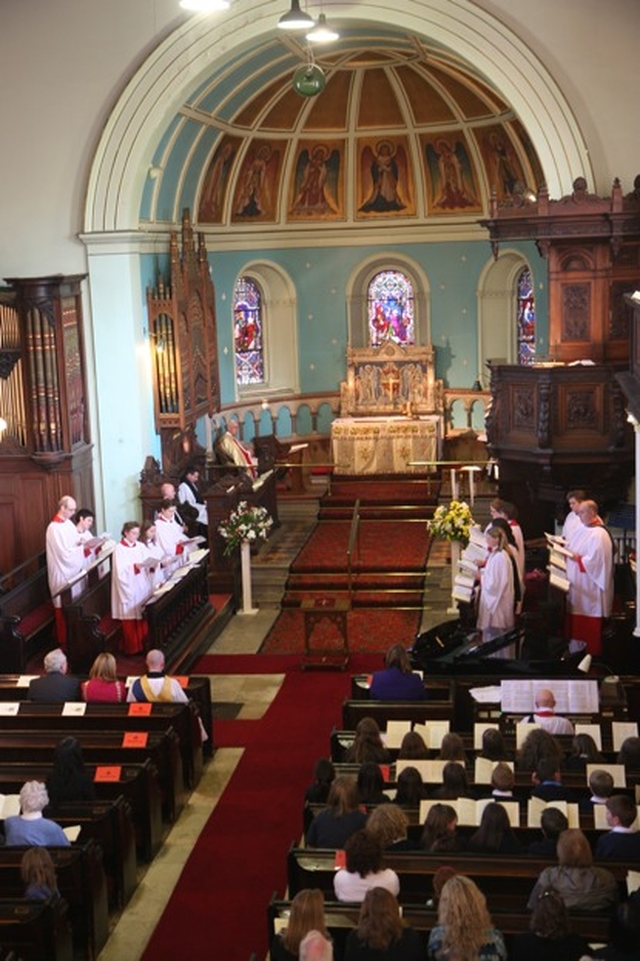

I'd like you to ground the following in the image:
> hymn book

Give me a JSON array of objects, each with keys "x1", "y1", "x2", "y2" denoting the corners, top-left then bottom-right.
[{"x1": 420, "y1": 796, "x2": 520, "y2": 828}]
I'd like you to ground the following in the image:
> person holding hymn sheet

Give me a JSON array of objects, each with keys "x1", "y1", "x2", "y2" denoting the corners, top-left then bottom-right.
[
  {"x1": 215, "y1": 418, "x2": 258, "y2": 478},
  {"x1": 154, "y1": 499, "x2": 193, "y2": 562},
  {"x1": 562, "y1": 488, "x2": 588, "y2": 543},
  {"x1": 270, "y1": 889, "x2": 330, "y2": 961},
  {"x1": 475, "y1": 525, "x2": 516, "y2": 653},
  {"x1": 565, "y1": 498, "x2": 614, "y2": 656},
  {"x1": 111, "y1": 521, "x2": 155, "y2": 656},
  {"x1": 45, "y1": 494, "x2": 88, "y2": 648},
  {"x1": 369, "y1": 644, "x2": 426, "y2": 700}
]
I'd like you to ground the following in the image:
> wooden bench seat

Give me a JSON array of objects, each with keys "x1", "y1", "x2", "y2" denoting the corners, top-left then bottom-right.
[
  {"x1": 0, "y1": 898, "x2": 73, "y2": 961},
  {"x1": 60, "y1": 560, "x2": 121, "y2": 675},
  {"x1": 0, "y1": 842, "x2": 108, "y2": 961},
  {"x1": 0, "y1": 759, "x2": 163, "y2": 864},
  {"x1": 342, "y1": 698, "x2": 457, "y2": 731},
  {"x1": 287, "y1": 845, "x2": 629, "y2": 908},
  {"x1": 0, "y1": 557, "x2": 55, "y2": 673}
]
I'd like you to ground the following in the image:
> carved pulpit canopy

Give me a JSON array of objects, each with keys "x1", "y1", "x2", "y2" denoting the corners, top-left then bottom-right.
[{"x1": 339, "y1": 338, "x2": 444, "y2": 417}]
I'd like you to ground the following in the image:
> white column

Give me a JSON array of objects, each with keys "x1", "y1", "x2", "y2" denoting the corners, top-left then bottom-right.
[
  {"x1": 448, "y1": 540, "x2": 461, "y2": 615},
  {"x1": 450, "y1": 468, "x2": 459, "y2": 500},
  {"x1": 239, "y1": 539, "x2": 258, "y2": 616}
]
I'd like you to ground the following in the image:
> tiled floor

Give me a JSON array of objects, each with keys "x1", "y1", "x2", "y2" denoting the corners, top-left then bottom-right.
[{"x1": 97, "y1": 485, "x2": 493, "y2": 959}]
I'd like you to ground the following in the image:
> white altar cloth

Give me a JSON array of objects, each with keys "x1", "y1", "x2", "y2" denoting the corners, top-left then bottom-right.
[{"x1": 330, "y1": 416, "x2": 441, "y2": 475}]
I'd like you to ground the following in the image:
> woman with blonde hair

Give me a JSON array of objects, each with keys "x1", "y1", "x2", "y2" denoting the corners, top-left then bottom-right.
[
  {"x1": 428, "y1": 874, "x2": 506, "y2": 961},
  {"x1": 81, "y1": 652, "x2": 127, "y2": 703},
  {"x1": 270, "y1": 888, "x2": 329, "y2": 961},
  {"x1": 305, "y1": 775, "x2": 367, "y2": 848},
  {"x1": 344, "y1": 887, "x2": 423, "y2": 960},
  {"x1": 366, "y1": 804, "x2": 413, "y2": 852}
]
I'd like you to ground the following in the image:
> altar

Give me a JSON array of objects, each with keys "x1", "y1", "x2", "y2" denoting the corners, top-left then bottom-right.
[{"x1": 331, "y1": 416, "x2": 441, "y2": 475}]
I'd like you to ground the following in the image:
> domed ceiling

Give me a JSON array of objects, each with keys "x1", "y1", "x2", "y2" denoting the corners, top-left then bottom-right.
[{"x1": 143, "y1": 26, "x2": 545, "y2": 229}]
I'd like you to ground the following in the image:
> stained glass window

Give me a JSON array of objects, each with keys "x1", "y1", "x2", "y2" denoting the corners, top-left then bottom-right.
[
  {"x1": 233, "y1": 276, "x2": 264, "y2": 385},
  {"x1": 517, "y1": 267, "x2": 536, "y2": 365},
  {"x1": 367, "y1": 270, "x2": 415, "y2": 347}
]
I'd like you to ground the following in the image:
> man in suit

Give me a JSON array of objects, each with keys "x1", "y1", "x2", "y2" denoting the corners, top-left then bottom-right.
[
  {"x1": 595, "y1": 794, "x2": 640, "y2": 861},
  {"x1": 28, "y1": 648, "x2": 81, "y2": 702}
]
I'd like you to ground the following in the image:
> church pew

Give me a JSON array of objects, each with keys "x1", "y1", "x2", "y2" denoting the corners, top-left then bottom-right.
[
  {"x1": 341, "y1": 697, "x2": 455, "y2": 730},
  {"x1": 143, "y1": 554, "x2": 213, "y2": 664},
  {"x1": 0, "y1": 898, "x2": 73, "y2": 961},
  {"x1": 59, "y1": 561, "x2": 121, "y2": 675},
  {"x1": 0, "y1": 557, "x2": 54, "y2": 674},
  {"x1": 0, "y1": 759, "x2": 163, "y2": 864},
  {"x1": 286, "y1": 845, "x2": 629, "y2": 908},
  {"x1": 0, "y1": 728, "x2": 184, "y2": 825},
  {"x1": 267, "y1": 896, "x2": 612, "y2": 960},
  {"x1": 0, "y1": 699, "x2": 204, "y2": 792},
  {"x1": 349, "y1": 674, "x2": 455, "y2": 701},
  {"x1": 0, "y1": 842, "x2": 109, "y2": 961}
]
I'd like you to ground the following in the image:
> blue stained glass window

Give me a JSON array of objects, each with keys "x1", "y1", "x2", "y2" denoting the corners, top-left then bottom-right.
[
  {"x1": 367, "y1": 270, "x2": 415, "y2": 347},
  {"x1": 233, "y1": 276, "x2": 264, "y2": 385},
  {"x1": 517, "y1": 267, "x2": 536, "y2": 365}
]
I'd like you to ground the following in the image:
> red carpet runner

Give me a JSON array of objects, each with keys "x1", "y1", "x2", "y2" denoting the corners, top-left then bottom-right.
[{"x1": 141, "y1": 653, "x2": 382, "y2": 961}]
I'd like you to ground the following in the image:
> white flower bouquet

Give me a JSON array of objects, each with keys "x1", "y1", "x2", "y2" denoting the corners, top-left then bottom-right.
[
  {"x1": 218, "y1": 500, "x2": 273, "y2": 556},
  {"x1": 426, "y1": 499, "x2": 475, "y2": 546}
]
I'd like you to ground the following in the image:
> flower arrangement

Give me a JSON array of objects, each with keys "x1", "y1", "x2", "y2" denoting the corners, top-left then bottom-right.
[
  {"x1": 218, "y1": 500, "x2": 273, "y2": 556},
  {"x1": 426, "y1": 499, "x2": 476, "y2": 545}
]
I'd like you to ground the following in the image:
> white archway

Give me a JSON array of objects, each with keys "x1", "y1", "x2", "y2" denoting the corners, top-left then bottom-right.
[
  {"x1": 84, "y1": 0, "x2": 591, "y2": 233},
  {"x1": 476, "y1": 249, "x2": 531, "y2": 385}
]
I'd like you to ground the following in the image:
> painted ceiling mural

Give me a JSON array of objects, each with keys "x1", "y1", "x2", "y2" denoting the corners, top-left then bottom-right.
[{"x1": 142, "y1": 28, "x2": 545, "y2": 228}]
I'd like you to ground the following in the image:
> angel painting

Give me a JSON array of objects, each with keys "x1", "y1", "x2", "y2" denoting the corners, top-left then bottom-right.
[
  {"x1": 232, "y1": 142, "x2": 280, "y2": 222},
  {"x1": 289, "y1": 143, "x2": 341, "y2": 219},
  {"x1": 198, "y1": 138, "x2": 237, "y2": 223},
  {"x1": 358, "y1": 140, "x2": 411, "y2": 215},
  {"x1": 423, "y1": 134, "x2": 481, "y2": 212},
  {"x1": 474, "y1": 125, "x2": 527, "y2": 202}
]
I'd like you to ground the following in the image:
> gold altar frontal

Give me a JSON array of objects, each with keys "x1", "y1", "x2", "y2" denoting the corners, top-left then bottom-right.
[{"x1": 330, "y1": 416, "x2": 441, "y2": 475}]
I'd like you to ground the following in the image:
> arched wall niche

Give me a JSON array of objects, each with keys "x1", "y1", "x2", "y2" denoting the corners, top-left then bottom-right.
[
  {"x1": 476, "y1": 248, "x2": 532, "y2": 386},
  {"x1": 346, "y1": 252, "x2": 431, "y2": 348}
]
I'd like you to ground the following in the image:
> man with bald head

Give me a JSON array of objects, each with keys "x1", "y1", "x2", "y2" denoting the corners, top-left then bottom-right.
[
  {"x1": 46, "y1": 494, "x2": 89, "y2": 647},
  {"x1": 565, "y1": 498, "x2": 614, "y2": 656},
  {"x1": 524, "y1": 688, "x2": 574, "y2": 735},
  {"x1": 127, "y1": 649, "x2": 188, "y2": 703}
]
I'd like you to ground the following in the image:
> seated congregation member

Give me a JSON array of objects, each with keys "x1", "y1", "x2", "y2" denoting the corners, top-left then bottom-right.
[
  {"x1": 5, "y1": 781, "x2": 70, "y2": 847},
  {"x1": 366, "y1": 803, "x2": 414, "y2": 853},
  {"x1": 427, "y1": 874, "x2": 507, "y2": 961},
  {"x1": 565, "y1": 732, "x2": 605, "y2": 771},
  {"x1": 420, "y1": 802, "x2": 462, "y2": 853},
  {"x1": 595, "y1": 794, "x2": 640, "y2": 861},
  {"x1": 510, "y1": 887, "x2": 589, "y2": 961},
  {"x1": 82, "y1": 651, "x2": 127, "y2": 703},
  {"x1": 527, "y1": 807, "x2": 568, "y2": 858},
  {"x1": 177, "y1": 464, "x2": 208, "y2": 535},
  {"x1": 344, "y1": 717, "x2": 391, "y2": 765},
  {"x1": 523, "y1": 688, "x2": 574, "y2": 735},
  {"x1": 431, "y1": 761, "x2": 474, "y2": 801},
  {"x1": 467, "y1": 801, "x2": 521, "y2": 855},
  {"x1": 127, "y1": 649, "x2": 188, "y2": 704},
  {"x1": 369, "y1": 644, "x2": 426, "y2": 701},
  {"x1": 516, "y1": 727, "x2": 564, "y2": 774},
  {"x1": 584, "y1": 890, "x2": 640, "y2": 961},
  {"x1": 475, "y1": 525, "x2": 516, "y2": 650},
  {"x1": 299, "y1": 930, "x2": 333, "y2": 961},
  {"x1": 397, "y1": 730, "x2": 429, "y2": 760},
  {"x1": 531, "y1": 756, "x2": 574, "y2": 802},
  {"x1": 333, "y1": 830, "x2": 400, "y2": 902},
  {"x1": 305, "y1": 775, "x2": 367, "y2": 848},
  {"x1": 270, "y1": 888, "x2": 329, "y2": 961},
  {"x1": 215, "y1": 418, "x2": 258, "y2": 477},
  {"x1": 304, "y1": 758, "x2": 336, "y2": 805},
  {"x1": 21, "y1": 847, "x2": 61, "y2": 903},
  {"x1": 527, "y1": 828, "x2": 618, "y2": 913},
  {"x1": 438, "y1": 732, "x2": 468, "y2": 763},
  {"x1": 28, "y1": 648, "x2": 81, "y2": 703},
  {"x1": 487, "y1": 761, "x2": 515, "y2": 800},
  {"x1": 617, "y1": 736, "x2": 640, "y2": 769},
  {"x1": 343, "y1": 887, "x2": 423, "y2": 961},
  {"x1": 357, "y1": 762, "x2": 390, "y2": 806},
  {"x1": 479, "y1": 728, "x2": 511, "y2": 762},
  {"x1": 394, "y1": 766, "x2": 427, "y2": 807},
  {"x1": 111, "y1": 520, "x2": 153, "y2": 656},
  {"x1": 45, "y1": 737, "x2": 95, "y2": 812},
  {"x1": 580, "y1": 769, "x2": 614, "y2": 814}
]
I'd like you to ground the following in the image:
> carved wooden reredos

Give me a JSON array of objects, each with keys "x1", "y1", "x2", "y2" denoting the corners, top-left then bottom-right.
[
  {"x1": 339, "y1": 338, "x2": 444, "y2": 417},
  {"x1": 147, "y1": 209, "x2": 220, "y2": 474}
]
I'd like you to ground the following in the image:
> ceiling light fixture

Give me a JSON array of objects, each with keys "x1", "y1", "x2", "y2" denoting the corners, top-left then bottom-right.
[
  {"x1": 306, "y1": 13, "x2": 339, "y2": 43},
  {"x1": 179, "y1": 0, "x2": 230, "y2": 12},
  {"x1": 278, "y1": 0, "x2": 314, "y2": 30}
]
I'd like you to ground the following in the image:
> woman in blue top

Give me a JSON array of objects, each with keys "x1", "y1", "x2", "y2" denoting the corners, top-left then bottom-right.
[{"x1": 369, "y1": 645, "x2": 426, "y2": 700}]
